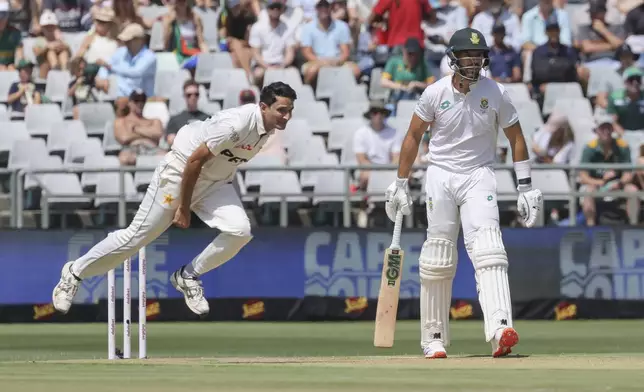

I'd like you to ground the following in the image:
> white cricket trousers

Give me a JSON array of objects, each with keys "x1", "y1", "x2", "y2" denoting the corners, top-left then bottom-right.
[
  {"x1": 425, "y1": 164, "x2": 501, "y2": 246},
  {"x1": 71, "y1": 151, "x2": 252, "y2": 279}
]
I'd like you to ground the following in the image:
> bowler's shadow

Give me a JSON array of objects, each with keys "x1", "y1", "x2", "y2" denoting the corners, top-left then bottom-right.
[{"x1": 463, "y1": 354, "x2": 530, "y2": 359}]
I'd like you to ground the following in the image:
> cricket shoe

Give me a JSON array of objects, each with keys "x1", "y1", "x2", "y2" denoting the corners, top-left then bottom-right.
[
  {"x1": 422, "y1": 341, "x2": 447, "y2": 359},
  {"x1": 171, "y1": 268, "x2": 210, "y2": 316},
  {"x1": 52, "y1": 261, "x2": 81, "y2": 314},
  {"x1": 492, "y1": 327, "x2": 519, "y2": 358}
]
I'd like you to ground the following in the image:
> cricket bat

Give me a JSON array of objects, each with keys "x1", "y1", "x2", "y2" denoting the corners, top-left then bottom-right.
[{"x1": 373, "y1": 211, "x2": 405, "y2": 348}]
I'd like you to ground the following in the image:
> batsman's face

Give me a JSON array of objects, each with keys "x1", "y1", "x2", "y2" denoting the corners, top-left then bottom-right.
[
  {"x1": 456, "y1": 50, "x2": 485, "y2": 80},
  {"x1": 262, "y1": 96, "x2": 294, "y2": 130}
]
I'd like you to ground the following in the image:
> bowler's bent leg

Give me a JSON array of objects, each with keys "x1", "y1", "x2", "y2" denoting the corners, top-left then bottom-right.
[
  {"x1": 170, "y1": 183, "x2": 252, "y2": 315},
  {"x1": 52, "y1": 159, "x2": 179, "y2": 313},
  {"x1": 460, "y1": 167, "x2": 518, "y2": 357},
  {"x1": 420, "y1": 166, "x2": 459, "y2": 358}
]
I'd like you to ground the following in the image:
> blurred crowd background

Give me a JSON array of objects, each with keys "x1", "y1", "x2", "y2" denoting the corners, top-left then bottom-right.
[{"x1": 0, "y1": 0, "x2": 642, "y2": 229}]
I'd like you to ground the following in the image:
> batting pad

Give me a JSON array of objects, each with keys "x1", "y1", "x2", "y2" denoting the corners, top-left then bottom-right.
[
  {"x1": 471, "y1": 227, "x2": 512, "y2": 342},
  {"x1": 419, "y1": 238, "x2": 457, "y2": 347}
]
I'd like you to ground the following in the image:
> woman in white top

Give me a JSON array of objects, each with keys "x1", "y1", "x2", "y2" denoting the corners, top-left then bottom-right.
[
  {"x1": 532, "y1": 112, "x2": 575, "y2": 164},
  {"x1": 163, "y1": 0, "x2": 208, "y2": 67},
  {"x1": 75, "y1": 7, "x2": 118, "y2": 65}
]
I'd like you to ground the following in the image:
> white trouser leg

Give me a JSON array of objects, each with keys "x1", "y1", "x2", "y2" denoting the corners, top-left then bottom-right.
[
  {"x1": 420, "y1": 165, "x2": 460, "y2": 349},
  {"x1": 183, "y1": 183, "x2": 252, "y2": 277},
  {"x1": 72, "y1": 157, "x2": 180, "y2": 279},
  {"x1": 458, "y1": 167, "x2": 513, "y2": 342}
]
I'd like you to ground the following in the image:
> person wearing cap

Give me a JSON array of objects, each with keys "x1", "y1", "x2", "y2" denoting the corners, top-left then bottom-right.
[
  {"x1": 165, "y1": 80, "x2": 211, "y2": 147},
  {"x1": 386, "y1": 27, "x2": 543, "y2": 359},
  {"x1": 487, "y1": 24, "x2": 521, "y2": 83},
  {"x1": 218, "y1": 0, "x2": 258, "y2": 84},
  {"x1": 577, "y1": 0, "x2": 625, "y2": 67},
  {"x1": 381, "y1": 37, "x2": 434, "y2": 111},
  {"x1": 368, "y1": 0, "x2": 431, "y2": 53},
  {"x1": 520, "y1": 0, "x2": 572, "y2": 56},
  {"x1": 33, "y1": 10, "x2": 71, "y2": 79},
  {"x1": 607, "y1": 67, "x2": 644, "y2": 132},
  {"x1": 162, "y1": 0, "x2": 209, "y2": 67},
  {"x1": 470, "y1": 0, "x2": 521, "y2": 52},
  {"x1": 595, "y1": 44, "x2": 639, "y2": 109},
  {"x1": 7, "y1": 60, "x2": 41, "y2": 114},
  {"x1": 0, "y1": 1, "x2": 24, "y2": 71},
  {"x1": 42, "y1": 0, "x2": 93, "y2": 32},
  {"x1": 113, "y1": 88, "x2": 165, "y2": 165},
  {"x1": 52, "y1": 82, "x2": 298, "y2": 319},
  {"x1": 300, "y1": 0, "x2": 360, "y2": 85},
  {"x1": 578, "y1": 118, "x2": 638, "y2": 226},
  {"x1": 73, "y1": 7, "x2": 118, "y2": 66},
  {"x1": 531, "y1": 19, "x2": 588, "y2": 94},
  {"x1": 95, "y1": 23, "x2": 157, "y2": 115},
  {"x1": 248, "y1": 0, "x2": 295, "y2": 85}
]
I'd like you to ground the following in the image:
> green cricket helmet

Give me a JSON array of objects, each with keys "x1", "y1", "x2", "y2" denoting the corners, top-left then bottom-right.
[{"x1": 446, "y1": 27, "x2": 490, "y2": 82}]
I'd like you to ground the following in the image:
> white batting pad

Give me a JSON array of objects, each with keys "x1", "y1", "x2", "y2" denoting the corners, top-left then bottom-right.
[
  {"x1": 419, "y1": 238, "x2": 457, "y2": 347},
  {"x1": 472, "y1": 227, "x2": 512, "y2": 342}
]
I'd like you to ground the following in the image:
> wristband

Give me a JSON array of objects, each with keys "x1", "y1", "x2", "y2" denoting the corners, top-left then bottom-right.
[
  {"x1": 396, "y1": 178, "x2": 408, "y2": 188},
  {"x1": 514, "y1": 159, "x2": 532, "y2": 192}
]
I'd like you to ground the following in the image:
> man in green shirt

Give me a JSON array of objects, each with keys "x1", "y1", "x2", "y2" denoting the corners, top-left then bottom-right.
[
  {"x1": 579, "y1": 119, "x2": 638, "y2": 226},
  {"x1": 0, "y1": 3, "x2": 23, "y2": 70},
  {"x1": 380, "y1": 37, "x2": 435, "y2": 114},
  {"x1": 606, "y1": 67, "x2": 644, "y2": 132}
]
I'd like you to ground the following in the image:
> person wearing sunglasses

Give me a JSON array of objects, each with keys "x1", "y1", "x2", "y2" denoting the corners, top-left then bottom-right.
[{"x1": 165, "y1": 79, "x2": 211, "y2": 147}]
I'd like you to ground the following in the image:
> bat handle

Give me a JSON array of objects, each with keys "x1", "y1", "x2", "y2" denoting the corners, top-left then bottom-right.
[{"x1": 390, "y1": 210, "x2": 403, "y2": 250}]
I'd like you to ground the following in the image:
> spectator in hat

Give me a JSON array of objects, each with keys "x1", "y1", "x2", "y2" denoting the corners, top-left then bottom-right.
[
  {"x1": 381, "y1": 37, "x2": 434, "y2": 112},
  {"x1": 471, "y1": 0, "x2": 522, "y2": 52},
  {"x1": 7, "y1": 60, "x2": 41, "y2": 114},
  {"x1": 114, "y1": 89, "x2": 165, "y2": 166},
  {"x1": 530, "y1": 19, "x2": 589, "y2": 94},
  {"x1": 33, "y1": 11, "x2": 71, "y2": 78},
  {"x1": 488, "y1": 24, "x2": 522, "y2": 83},
  {"x1": 249, "y1": 0, "x2": 295, "y2": 86},
  {"x1": 42, "y1": 0, "x2": 93, "y2": 32},
  {"x1": 579, "y1": 118, "x2": 638, "y2": 226},
  {"x1": 68, "y1": 57, "x2": 101, "y2": 119},
  {"x1": 368, "y1": 0, "x2": 431, "y2": 53},
  {"x1": 577, "y1": 0, "x2": 625, "y2": 68},
  {"x1": 74, "y1": 7, "x2": 118, "y2": 66},
  {"x1": 162, "y1": 0, "x2": 209, "y2": 68},
  {"x1": 607, "y1": 67, "x2": 644, "y2": 133},
  {"x1": 238, "y1": 88, "x2": 256, "y2": 105},
  {"x1": 300, "y1": 0, "x2": 360, "y2": 85},
  {"x1": 165, "y1": 80, "x2": 211, "y2": 147},
  {"x1": 219, "y1": 0, "x2": 258, "y2": 84},
  {"x1": 595, "y1": 44, "x2": 639, "y2": 109},
  {"x1": 520, "y1": 0, "x2": 572, "y2": 59},
  {"x1": 95, "y1": 23, "x2": 157, "y2": 117},
  {"x1": 0, "y1": 2, "x2": 24, "y2": 71},
  {"x1": 352, "y1": 100, "x2": 400, "y2": 227}
]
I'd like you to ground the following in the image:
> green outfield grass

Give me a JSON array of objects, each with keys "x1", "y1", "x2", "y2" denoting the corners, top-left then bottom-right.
[{"x1": 1, "y1": 320, "x2": 644, "y2": 391}]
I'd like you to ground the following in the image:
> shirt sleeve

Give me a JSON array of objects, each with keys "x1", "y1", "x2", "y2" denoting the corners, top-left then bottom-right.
[
  {"x1": 620, "y1": 145, "x2": 632, "y2": 163},
  {"x1": 8, "y1": 82, "x2": 17, "y2": 94},
  {"x1": 558, "y1": 11, "x2": 572, "y2": 46},
  {"x1": 414, "y1": 86, "x2": 436, "y2": 122},
  {"x1": 248, "y1": 23, "x2": 261, "y2": 49},
  {"x1": 520, "y1": 12, "x2": 532, "y2": 45},
  {"x1": 498, "y1": 89, "x2": 519, "y2": 128},
  {"x1": 353, "y1": 127, "x2": 368, "y2": 154},
  {"x1": 372, "y1": 0, "x2": 391, "y2": 16},
  {"x1": 338, "y1": 22, "x2": 352, "y2": 45},
  {"x1": 299, "y1": 24, "x2": 313, "y2": 48},
  {"x1": 202, "y1": 117, "x2": 238, "y2": 156},
  {"x1": 110, "y1": 50, "x2": 156, "y2": 78},
  {"x1": 580, "y1": 145, "x2": 593, "y2": 163},
  {"x1": 606, "y1": 93, "x2": 617, "y2": 115},
  {"x1": 382, "y1": 57, "x2": 395, "y2": 79}
]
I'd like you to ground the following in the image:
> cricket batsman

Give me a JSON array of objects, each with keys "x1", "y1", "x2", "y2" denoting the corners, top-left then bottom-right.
[
  {"x1": 385, "y1": 28, "x2": 543, "y2": 358},
  {"x1": 52, "y1": 82, "x2": 297, "y2": 317}
]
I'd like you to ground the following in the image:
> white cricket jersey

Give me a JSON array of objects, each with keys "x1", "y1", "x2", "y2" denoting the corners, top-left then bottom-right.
[
  {"x1": 414, "y1": 75, "x2": 519, "y2": 173},
  {"x1": 171, "y1": 104, "x2": 273, "y2": 182}
]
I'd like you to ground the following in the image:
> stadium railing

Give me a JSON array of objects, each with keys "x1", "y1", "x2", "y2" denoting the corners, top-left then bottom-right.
[{"x1": 5, "y1": 163, "x2": 644, "y2": 229}]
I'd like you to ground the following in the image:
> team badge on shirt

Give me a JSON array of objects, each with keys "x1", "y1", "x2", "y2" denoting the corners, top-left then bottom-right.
[
  {"x1": 480, "y1": 98, "x2": 489, "y2": 110},
  {"x1": 230, "y1": 131, "x2": 240, "y2": 143}
]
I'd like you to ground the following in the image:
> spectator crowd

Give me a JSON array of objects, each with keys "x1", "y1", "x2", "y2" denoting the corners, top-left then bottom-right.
[{"x1": 0, "y1": 0, "x2": 643, "y2": 228}]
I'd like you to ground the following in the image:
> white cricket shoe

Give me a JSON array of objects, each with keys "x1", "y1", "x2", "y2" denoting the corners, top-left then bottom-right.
[
  {"x1": 170, "y1": 268, "x2": 210, "y2": 316},
  {"x1": 491, "y1": 327, "x2": 519, "y2": 358},
  {"x1": 52, "y1": 261, "x2": 81, "y2": 314},
  {"x1": 422, "y1": 341, "x2": 447, "y2": 359}
]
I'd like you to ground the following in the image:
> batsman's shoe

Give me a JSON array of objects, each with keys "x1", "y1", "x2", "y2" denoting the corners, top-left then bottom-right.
[
  {"x1": 492, "y1": 327, "x2": 519, "y2": 358},
  {"x1": 52, "y1": 261, "x2": 81, "y2": 314},
  {"x1": 171, "y1": 269, "x2": 210, "y2": 316},
  {"x1": 423, "y1": 342, "x2": 447, "y2": 359}
]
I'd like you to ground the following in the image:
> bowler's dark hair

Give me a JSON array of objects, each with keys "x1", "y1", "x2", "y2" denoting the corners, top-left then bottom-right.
[{"x1": 260, "y1": 82, "x2": 297, "y2": 106}]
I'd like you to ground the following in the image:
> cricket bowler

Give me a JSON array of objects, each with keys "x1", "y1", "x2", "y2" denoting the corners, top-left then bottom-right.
[
  {"x1": 52, "y1": 82, "x2": 297, "y2": 316},
  {"x1": 385, "y1": 28, "x2": 543, "y2": 358}
]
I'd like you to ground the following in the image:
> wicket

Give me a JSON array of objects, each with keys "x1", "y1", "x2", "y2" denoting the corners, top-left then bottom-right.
[{"x1": 107, "y1": 247, "x2": 147, "y2": 360}]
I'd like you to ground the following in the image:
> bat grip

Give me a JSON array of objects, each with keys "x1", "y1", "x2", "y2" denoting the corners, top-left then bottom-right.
[{"x1": 390, "y1": 210, "x2": 403, "y2": 249}]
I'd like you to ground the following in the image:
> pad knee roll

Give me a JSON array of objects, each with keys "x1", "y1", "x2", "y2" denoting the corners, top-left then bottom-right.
[
  {"x1": 419, "y1": 238, "x2": 457, "y2": 281},
  {"x1": 471, "y1": 227, "x2": 508, "y2": 270}
]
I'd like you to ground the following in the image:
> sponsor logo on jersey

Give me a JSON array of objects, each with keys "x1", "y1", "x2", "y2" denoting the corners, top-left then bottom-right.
[
  {"x1": 221, "y1": 149, "x2": 249, "y2": 164},
  {"x1": 440, "y1": 100, "x2": 450, "y2": 110}
]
